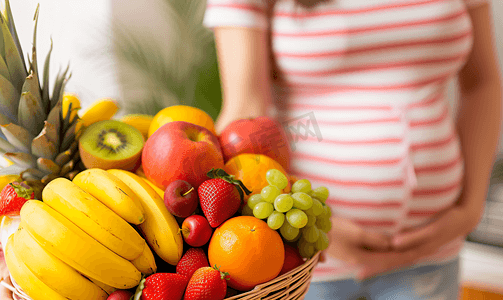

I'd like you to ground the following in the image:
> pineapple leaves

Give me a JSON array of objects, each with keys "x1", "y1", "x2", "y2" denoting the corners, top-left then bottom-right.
[
  {"x1": 0, "y1": 55, "x2": 10, "y2": 80},
  {"x1": 18, "y1": 72, "x2": 45, "y2": 135},
  {"x1": 51, "y1": 65, "x2": 70, "y2": 109},
  {"x1": 36, "y1": 157, "x2": 60, "y2": 175},
  {"x1": 0, "y1": 111, "x2": 15, "y2": 126},
  {"x1": 0, "y1": 136, "x2": 16, "y2": 153},
  {"x1": 46, "y1": 100, "x2": 62, "y2": 147},
  {"x1": 0, "y1": 164, "x2": 25, "y2": 176},
  {"x1": 0, "y1": 12, "x2": 27, "y2": 93},
  {"x1": 31, "y1": 131, "x2": 57, "y2": 160},
  {"x1": 0, "y1": 123, "x2": 34, "y2": 153},
  {"x1": 40, "y1": 121, "x2": 58, "y2": 147},
  {"x1": 41, "y1": 38, "x2": 53, "y2": 110},
  {"x1": 0, "y1": 73, "x2": 19, "y2": 121},
  {"x1": 3, "y1": 152, "x2": 36, "y2": 168},
  {"x1": 4, "y1": 0, "x2": 27, "y2": 73}
]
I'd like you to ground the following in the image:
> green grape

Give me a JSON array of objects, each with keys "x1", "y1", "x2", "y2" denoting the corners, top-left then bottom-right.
[
  {"x1": 241, "y1": 204, "x2": 254, "y2": 216},
  {"x1": 316, "y1": 216, "x2": 332, "y2": 233},
  {"x1": 304, "y1": 206, "x2": 315, "y2": 216},
  {"x1": 267, "y1": 211, "x2": 285, "y2": 230},
  {"x1": 310, "y1": 186, "x2": 329, "y2": 203},
  {"x1": 311, "y1": 199, "x2": 324, "y2": 216},
  {"x1": 319, "y1": 204, "x2": 330, "y2": 220},
  {"x1": 291, "y1": 192, "x2": 313, "y2": 210},
  {"x1": 315, "y1": 231, "x2": 329, "y2": 251},
  {"x1": 247, "y1": 194, "x2": 264, "y2": 209},
  {"x1": 291, "y1": 179, "x2": 312, "y2": 194},
  {"x1": 280, "y1": 221, "x2": 300, "y2": 241},
  {"x1": 325, "y1": 205, "x2": 332, "y2": 217},
  {"x1": 266, "y1": 169, "x2": 288, "y2": 190},
  {"x1": 306, "y1": 215, "x2": 317, "y2": 227},
  {"x1": 253, "y1": 202, "x2": 274, "y2": 219},
  {"x1": 286, "y1": 209, "x2": 308, "y2": 228},
  {"x1": 261, "y1": 185, "x2": 281, "y2": 203},
  {"x1": 298, "y1": 239, "x2": 316, "y2": 258},
  {"x1": 301, "y1": 225, "x2": 320, "y2": 243},
  {"x1": 274, "y1": 194, "x2": 294, "y2": 212}
]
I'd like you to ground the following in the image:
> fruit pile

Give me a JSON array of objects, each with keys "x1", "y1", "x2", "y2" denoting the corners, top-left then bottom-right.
[
  {"x1": 242, "y1": 171, "x2": 332, "y2": 259},
  {"x1": 0, "y1": 2, "x2": 333, "y2": 299}
]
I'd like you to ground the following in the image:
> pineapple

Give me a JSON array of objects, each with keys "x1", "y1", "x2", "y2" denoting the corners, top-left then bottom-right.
[{"x1": 0, "y1": 1, "x2": 82, "y2": 191}]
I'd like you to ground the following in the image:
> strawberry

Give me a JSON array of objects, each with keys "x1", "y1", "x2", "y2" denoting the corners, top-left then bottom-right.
[
  {"x1": 0, "y1": 182, "x2": 35, "y2": 216},
  {"x1": 176, "y1": 248, "x2": 210, "y2": 279},
  {"x1": 184, "y1": 266, "x2": 229, "y2": 300},
  {"x1": 136, "y1": 273, "x2": 189, "y2": 300},
  {"x1": 198, "y1": 169, "x2": 251, "y2": 227}
]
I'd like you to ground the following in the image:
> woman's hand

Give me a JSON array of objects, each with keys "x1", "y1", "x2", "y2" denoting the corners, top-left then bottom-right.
[
  {"x1": 391, "y1": 203, "x2": 482, "y2": 253},
  {"x1": 324, "y1": 216, "x2": 420, "y2": 280}
]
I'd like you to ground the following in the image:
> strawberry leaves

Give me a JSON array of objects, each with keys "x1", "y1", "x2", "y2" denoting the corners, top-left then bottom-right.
[{"x1": 206, "y1": 168, "x2": 251, "y2": 201}]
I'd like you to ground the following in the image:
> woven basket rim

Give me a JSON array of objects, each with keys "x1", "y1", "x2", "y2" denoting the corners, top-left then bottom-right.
[{"x1": 224, "y1": 251, "x2": 320, "y2": 300}]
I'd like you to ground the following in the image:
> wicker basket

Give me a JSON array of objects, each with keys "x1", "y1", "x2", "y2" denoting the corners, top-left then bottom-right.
[{"x1": 1, "y1": 251, "x2": 320, "y2": 300}]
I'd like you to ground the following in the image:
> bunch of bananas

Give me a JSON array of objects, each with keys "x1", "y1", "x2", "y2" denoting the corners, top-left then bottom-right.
[{"x1": 4, "y1": 168, "x2": 183, "y2": 300}]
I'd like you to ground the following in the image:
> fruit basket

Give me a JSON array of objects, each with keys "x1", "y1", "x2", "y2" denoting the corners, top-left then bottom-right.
[{"x1": 2, "y1": 251, "x2": 320, "y2": 300}]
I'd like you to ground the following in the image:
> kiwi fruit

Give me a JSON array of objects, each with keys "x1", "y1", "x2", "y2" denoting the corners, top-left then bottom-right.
[{"x1": 79, "y1": 120, "x2": 145, "y2": 172}]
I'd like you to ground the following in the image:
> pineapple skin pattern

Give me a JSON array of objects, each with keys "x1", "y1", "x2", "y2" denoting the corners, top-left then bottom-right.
[{"x1": 0, "y1": 1, "x2": 81, "y2": 187}]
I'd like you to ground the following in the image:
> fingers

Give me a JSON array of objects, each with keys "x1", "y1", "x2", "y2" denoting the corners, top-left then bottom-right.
[{"x1": 331, "y1": 216, "x2": 391, "y2": 251}]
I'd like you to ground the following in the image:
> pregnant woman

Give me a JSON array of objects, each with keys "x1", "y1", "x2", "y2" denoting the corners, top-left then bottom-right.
[{"x1": 204, "y1": 0, "x2": 502, "y2": 299}]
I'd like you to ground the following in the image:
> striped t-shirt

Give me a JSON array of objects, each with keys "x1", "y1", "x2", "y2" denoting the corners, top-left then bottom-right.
[{"x1": 204, "y1": 0, "x2": 486, "y2": 282}]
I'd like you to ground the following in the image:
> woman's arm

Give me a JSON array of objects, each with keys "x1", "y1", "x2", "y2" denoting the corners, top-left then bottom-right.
[
  {"x1": 213, "y1": 27, "x2": 273, "y2": 133},
  {"x1": 456, "y1": 2, "x2": 502, "y2": 219},
  {"x1": 387, "y1": 2, "x2": 502, "y2": 254}
]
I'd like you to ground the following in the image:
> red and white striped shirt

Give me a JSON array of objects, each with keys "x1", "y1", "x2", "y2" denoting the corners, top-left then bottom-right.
[{"x1": 204, "y1": 0, "x2": 487, "y2": 282}]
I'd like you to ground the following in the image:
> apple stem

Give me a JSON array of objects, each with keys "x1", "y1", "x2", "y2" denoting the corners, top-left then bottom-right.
[{"x1": 182, "y1": 187, "x2": 194, "y2": 197}]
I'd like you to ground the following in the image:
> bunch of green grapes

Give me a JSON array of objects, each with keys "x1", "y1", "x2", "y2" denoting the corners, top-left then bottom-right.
[{"x1": 241, "y1": 169, "x2": 332, "y2": 259}]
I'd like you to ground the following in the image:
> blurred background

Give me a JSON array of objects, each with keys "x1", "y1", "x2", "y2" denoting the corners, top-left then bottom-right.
[{"x1": 9, "y1": 0, "x2": 503, "y2": 298}]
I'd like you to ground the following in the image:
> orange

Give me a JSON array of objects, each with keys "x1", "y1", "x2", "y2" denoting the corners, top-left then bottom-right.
[
  {"x1": 148, "y1": 105, "x2": 216, "y2": 137},
  {"x1": 223, "y1": 154, "x2": 291, "y2": 201},
  {"x1": 208, "y1": 216, "x2": 285, "y2": 291}
]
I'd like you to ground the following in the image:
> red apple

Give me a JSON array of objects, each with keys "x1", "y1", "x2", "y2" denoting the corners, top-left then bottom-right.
[
  {"x1": 218, "y1": 116, "x2": 292, "y2": 171},
  {"x1": 181, "y1": 215, "x2": 213, "y2": 247},
  {"x1": 142, "y1": 121, "x2": 224, "y2": 190},
  {"x1": 107, "y1": 290, "x2": 133, "y2": 300},
  {"x1": 164, "y1": 180, "x2": 199, "y2": 218},
  {"x1": 279, "y1": 243, "x2": 305, "y2": 276}
]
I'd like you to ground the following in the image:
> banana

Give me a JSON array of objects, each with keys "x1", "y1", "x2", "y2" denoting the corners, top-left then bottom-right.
[
  {"x1": 143, "y1": 177, "x2": 165, "y2": 199},
  {"x1": 72, "y1": 168, "x2": 146, "y2": 225},
  {"x1": 135, "y1": 167, "x2": 165, "y2": 198},
  {"x1": 79, "y1": 98, "x2": 119, "y2": 128},
  {"x1": 43, "y1": 177, "x2": 146, "y2": 260},
  {"x1": 131, "y1": 242, "x2": 157, "y2": 276},
  {"x1": 13, "y1": 227, "x2": 108, "y2": 300},
  {"x1": 107, "y1": 169, "x2": 183, "y2": 265},
  {"x1": 87, "y1": 277, "x2": 117, "y2": 295},
  {"x1": 62, "y1": 93, "x2": 82, "y2": 123},
  {"x1": 120, "y1": 114, "x2": 154, "y2": 140},
  {"x1": 4, "y1": 234, "x2": 67, "y2": 300},
  {"x1": 20, "y1": 200, "x2": 142, "y2": 289}
]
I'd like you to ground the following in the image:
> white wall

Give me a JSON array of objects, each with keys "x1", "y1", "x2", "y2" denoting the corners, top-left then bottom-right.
[{"x1": 9, "y1": 0, "x2": 120, "y2": 110}]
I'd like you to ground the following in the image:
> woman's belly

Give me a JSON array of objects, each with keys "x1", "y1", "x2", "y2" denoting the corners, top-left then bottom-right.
[{"x1": 275, "y1": 85, "x2": 464, "y2": 236}]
